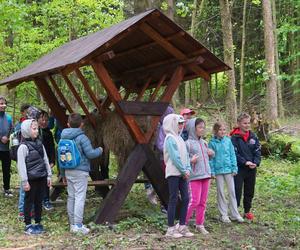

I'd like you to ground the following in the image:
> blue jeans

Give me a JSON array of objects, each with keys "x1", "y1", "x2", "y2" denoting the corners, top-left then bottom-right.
[
  {"x1": 18, "y1": 182, "x2": 25, "y2": 213},
  {"x1": 167, "y1": 176, "x2": 189, "y2": 227}
]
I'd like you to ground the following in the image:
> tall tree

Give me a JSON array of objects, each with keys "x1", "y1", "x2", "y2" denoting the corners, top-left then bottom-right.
[
  {"x1": 271, "y1": 0, "x2": 284, "y2": 118},
  {"x1": 239, "y1": 0, "x2": 247, "y2": 111},
  {"x1": 262, "y1": 0, "x2": 278, "y2": 126},
  {"x1": 219, "y1": 0, "x2": 237, "y2": 127}
]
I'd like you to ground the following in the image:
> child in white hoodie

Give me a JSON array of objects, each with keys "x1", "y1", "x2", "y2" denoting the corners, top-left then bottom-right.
[
  {"x1": 163, "y1": 114, "x2": 193, "y2": 238},
  {"x1": 17, "y1": 119, "x2": 52, "y2": 235}
]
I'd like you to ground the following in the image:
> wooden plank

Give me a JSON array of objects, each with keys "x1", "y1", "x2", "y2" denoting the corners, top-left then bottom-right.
[
  {"x1": 95, "y1": 144, "x2": 148, "y2": 224},
  {"x1": 136, "y1": 77, "x2": 151, "y2": 101},
  {"x1": 48, "y1": 75, "x2": 74, "y2": 113},
  {"x1": 51, "y1": 178, "x2": 149, "y2": 187},
  {"x1": 145, "y1": 66, "x2": 185, "y2": 142},
  {"x1": 114, "y1": 31, "x2": 185, "y2": 59},
  {"x1": 149, "y1": 74, "x2": 166, "y2": 102},
  {"x1": 91, "y1": 61, "x2": 147, "y2": 144},
  {"x1": 139, "y1": 22, "x2": 211, "y2": 81},
  {"x1": 34, "y1": 77, "x2": 68, "y2": 127},
  {"x1": 75, "y1": 68, "x2": 106, "y2": 117},
  {"x1": 61, "y1": 72, "x2": 96, "y2": 128},
  {"x1": 118, "y1": 101, "x2": 169, "y2": 116},
  {"x1": 141, "y1": 144, "x2": 169, "y2": 209}
]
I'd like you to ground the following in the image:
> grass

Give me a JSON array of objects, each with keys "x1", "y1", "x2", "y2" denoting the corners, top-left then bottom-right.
[{"x1": 0, "y1": 157, "x2": 299, "y2": 249}]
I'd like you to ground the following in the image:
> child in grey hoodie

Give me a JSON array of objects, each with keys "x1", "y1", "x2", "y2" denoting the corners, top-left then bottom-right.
[{"x1": 17, "y1": 119, "x2": 52, "y2": 235}]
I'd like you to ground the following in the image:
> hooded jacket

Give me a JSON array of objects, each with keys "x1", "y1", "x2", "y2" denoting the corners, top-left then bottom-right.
[
  {"x1": 0, "y1": 111, "x2": 13, "y2": 151},
  {"x1": 185, "y1": 118, "x2": 211, "y2": 181},
  {"x1": 208, "y1": 136, "x2": 237, "y2": 176},
  {"x1": 163, "y1": 114, "x2": 191, "y2": 178},
  {"x1": 230, "y1": 129, "x2": 261, "y2": 168},
  {"x1": 60, "y1": 128, "x2": 102, "y2": 175},
  {"x1": 17, "y1": 119, "x2": 52, "y2": 187}
]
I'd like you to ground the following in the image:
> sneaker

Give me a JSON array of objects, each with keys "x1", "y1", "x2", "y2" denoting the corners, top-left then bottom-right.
[
  {"x1": 220, "y1": 216, "x2": 231, "y2": 223},
  {"x1": 160, "y1": 206, "x2": 167, "y2": 214},
  {"x1": 244, "y1": 212, "x2": 254, "y2": 221},
  {"x1": 196, "y1": 225, "x2": 209, "y2": 235},
  {"x1": 70, "y1": 224, "x2": 75, "y2": 232},
  {"x1": 18, "y1": 212, "x2": 24, "y2": 221},
  {"x1": 146, "y1": 188, "x2": 158, "y2": 205},
  {"x1": 43, "y1": 201, "x2": 54, "y2": 211},
  {"x1": 71, "y1": 224, "x2": 90, "y2": 235},
  {"x1": 176, "y1": 224, "x2": 194, "y2": 237},
  {"x1": 4, "y1": 190, "x2": 13, "y2": 197},
  {"x1": 165, "y1": 226, "x2": 183, "y2": 238},
  {"x1": 231, "y1": 216, "x2": 244, "y2": 223},
  {"x1": 24, "y1": 224, "x2": 40, "y2": 235},
  {"x1": 34, "y1": 224, "x2": 45, "y2": 233}
]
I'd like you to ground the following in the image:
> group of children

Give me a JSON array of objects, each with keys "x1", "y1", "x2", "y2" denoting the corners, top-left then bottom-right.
[
  {"x1": 162, "y1": 109, "x2": 261, "y2": 238},
  {"x1": 0, "y1": 94, "x2": 261, "y2": 238}
]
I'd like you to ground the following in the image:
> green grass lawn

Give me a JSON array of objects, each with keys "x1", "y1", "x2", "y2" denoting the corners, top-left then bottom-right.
[{"x1": 0, "y1": 157, "x2": 299, "y2": 249}]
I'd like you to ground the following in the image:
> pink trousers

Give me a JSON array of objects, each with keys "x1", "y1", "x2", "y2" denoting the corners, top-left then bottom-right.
[{"x1": 186, "y1": 178, "x2": 210, "y2": 225}]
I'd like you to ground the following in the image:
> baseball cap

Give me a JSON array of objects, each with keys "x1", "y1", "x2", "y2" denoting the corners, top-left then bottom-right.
[
  {"x1": 180, "y1": 108, "x2": 195, "y2": 116},
  {"x1": 178, "y1": 115, "x2": 185, "y2": 123}
]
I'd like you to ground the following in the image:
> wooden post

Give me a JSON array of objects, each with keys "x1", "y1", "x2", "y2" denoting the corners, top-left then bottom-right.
[
  {"x1": 34, "y1": 77, "x2": 67, "y2": 127},
  {"x1": 91, "y1": 61, "x2": 147, "y2": 144},
  {"x1": 149, "y1": 74, "x2": 166, "y2": 102},
  {"x1": 61, "y1": 72, "x2": 96, "y2": 128},
  {"x1": 48, "y1": 75, "x2": 74, "y2": 114},
  {"x1": 95, "y1": 144, "x2": 148, "y2": 223}
]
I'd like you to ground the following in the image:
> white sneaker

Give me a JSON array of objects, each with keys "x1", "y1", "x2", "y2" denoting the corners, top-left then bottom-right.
[
  {"x1": 165, "y1": 226, "x2": 183, "y2": 238},
  {"x1": 220, "y1": 216, "x2": 231, "y2": 223},
  {"x1": 177, "y1": 224, "x2": 194, "y2": 237},
  {"x1": 71, "y1": 224, "x2": 90, "y2": 235},
  {"x1": 70, "y1": 224, "x2": 75, "y2": 232},
  {"x1": 146, "y1": 188, "x2": 158, "y2": 205},
  {"x1": 196, "y1": 225, "x2": 209, "y2": 235},
  {"x1": 231, "y1": 216, "x2": 244, "y2": 223}
]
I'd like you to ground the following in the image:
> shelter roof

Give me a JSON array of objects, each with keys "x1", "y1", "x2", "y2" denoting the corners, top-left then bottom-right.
[{"x1": 0, "y1": 9, "x2": 229, "y2": 89}]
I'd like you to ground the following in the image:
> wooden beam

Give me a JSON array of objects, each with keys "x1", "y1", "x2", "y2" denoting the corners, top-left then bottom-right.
[
  {"x1": 61, "y1": 72, "x2": 96, "y2": 128},
  {"x1": 48, "y1": 75, "x2": 74, "y2": 114},
  {"x1": 102, "y1": 96, "x2": 112, "y2": 111},
  {"x1": 95, "y1": 144, "x2": 148, "y2": 224},
  {"x1": 114, "y1": 31, "x2": 186, "y2": 59},
  {"x1": 139, "y1": 22, "x2": 210, "y2": 81},
  {"x1": 91, "y1": 61, "x2": 147, "y2": 144},
  {"x1": 141, "y1": 144, "x2": 169, "y2": 209},
  {"x1": 118, "y1": 101, "x2": 169, "y2": 116},
  {"x1": 145, "y1": 66, "x2": 185, "y2": 142},
  {"x1": 136, "y1": 77, "x2": 151, "y2": 101},
  {"x1": 34, "y1": 77, "x2": 68, "y2": 127},
  {"x1": 75, "y1": 68, "x2": 106, "y2": 117},
  {"x1": 149, "y1": 74, "x2": 166, "y2": 102}
]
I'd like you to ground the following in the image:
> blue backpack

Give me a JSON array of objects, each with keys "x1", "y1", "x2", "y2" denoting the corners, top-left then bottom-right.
[{"x1": 58, "y1": 139, "x2": 81, "y2": 169}]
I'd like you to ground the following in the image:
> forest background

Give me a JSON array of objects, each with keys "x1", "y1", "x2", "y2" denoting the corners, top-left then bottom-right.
[{"x1": 0, "y1": 0, "x2": 299, "y2": 249}]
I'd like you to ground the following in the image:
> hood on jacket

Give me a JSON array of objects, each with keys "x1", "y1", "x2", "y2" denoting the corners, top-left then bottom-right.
[
  {"x1": 61, "y1": 127, "x2": 84, "y2": 140},
  {"x1": 186, "y1": 117, "x2": 199, "y2": 140},
  {"x1": 163, "y1": 114, "x2": 183, "y2": 136},
  {"x1": 230, "y1": 127, "x2": 249, "y2": 142},
  {"x1": 21, "y1": 119, "x2": 35, "y2": 139},
  {"x1": 160, "y1": 105, "x2": 174, "y2": 124}
]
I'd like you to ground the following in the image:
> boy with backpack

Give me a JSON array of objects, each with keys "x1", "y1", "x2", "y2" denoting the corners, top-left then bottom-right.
[{"x1": 59, "y1": 113, "x2": 102, "y2": 235}]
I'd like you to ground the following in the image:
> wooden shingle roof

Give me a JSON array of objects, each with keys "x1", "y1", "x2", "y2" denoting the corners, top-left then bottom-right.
[{"x1": 0, "y1": 9, "x2": 229, "y2": 89}]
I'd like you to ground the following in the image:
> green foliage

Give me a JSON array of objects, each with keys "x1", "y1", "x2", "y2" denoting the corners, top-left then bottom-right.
[{"x1": 268, "y1": 134, "x2": 300, "y2": 161}]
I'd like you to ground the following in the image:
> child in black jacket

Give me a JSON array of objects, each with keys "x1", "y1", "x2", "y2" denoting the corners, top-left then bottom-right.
[{"x1": 230, "y1": 112, "x2": 261, "y2": 221}]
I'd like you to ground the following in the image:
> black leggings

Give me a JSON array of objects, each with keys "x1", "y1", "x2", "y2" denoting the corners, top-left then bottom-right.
[
  {"x1": 24, "y1": 177, "x2": 47, "y2": 225},
  {"x1": 0, "y1": 151, "x2": 11, "y2": 190}
]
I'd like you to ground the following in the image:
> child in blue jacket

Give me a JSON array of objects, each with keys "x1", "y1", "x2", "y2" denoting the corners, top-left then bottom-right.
[
  {"x1": 60, "y1": 113, "x2": 102, "y2": 235},
  {"x1": 209, "y1": 122, "x2": 244, "y2": 223}
]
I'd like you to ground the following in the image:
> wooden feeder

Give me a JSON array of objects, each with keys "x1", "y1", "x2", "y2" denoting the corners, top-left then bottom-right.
[{"x1": 0, "y1": 9, "x2": 229, "y2": 224}]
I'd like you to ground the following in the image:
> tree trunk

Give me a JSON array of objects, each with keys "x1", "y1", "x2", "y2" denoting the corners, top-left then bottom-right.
[
  {"x1": 200, "y1": 79, "x2": 209, "y2": 103},
  {"x1": 271, "y1": 0, "x2": 284, "y2": 118},
  {"x1": 239, "y1": 0, "x2": 247, "y2": 111},
  {"x1": 219, "y1": 0, "x2": 237, "y2": 128},
  {"x1": 262, "y1": 0, "x2": 278, "y2": 126}
]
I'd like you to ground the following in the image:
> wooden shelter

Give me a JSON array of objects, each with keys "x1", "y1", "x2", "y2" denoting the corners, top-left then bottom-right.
[{"x1": 0, "y1": 9, "x2": 229, "y2": 224}]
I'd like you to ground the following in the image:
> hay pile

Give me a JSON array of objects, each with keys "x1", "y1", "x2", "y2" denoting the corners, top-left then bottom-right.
[{"x1": 83, "y1": 111, "x2": 154, "y2": 170}]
